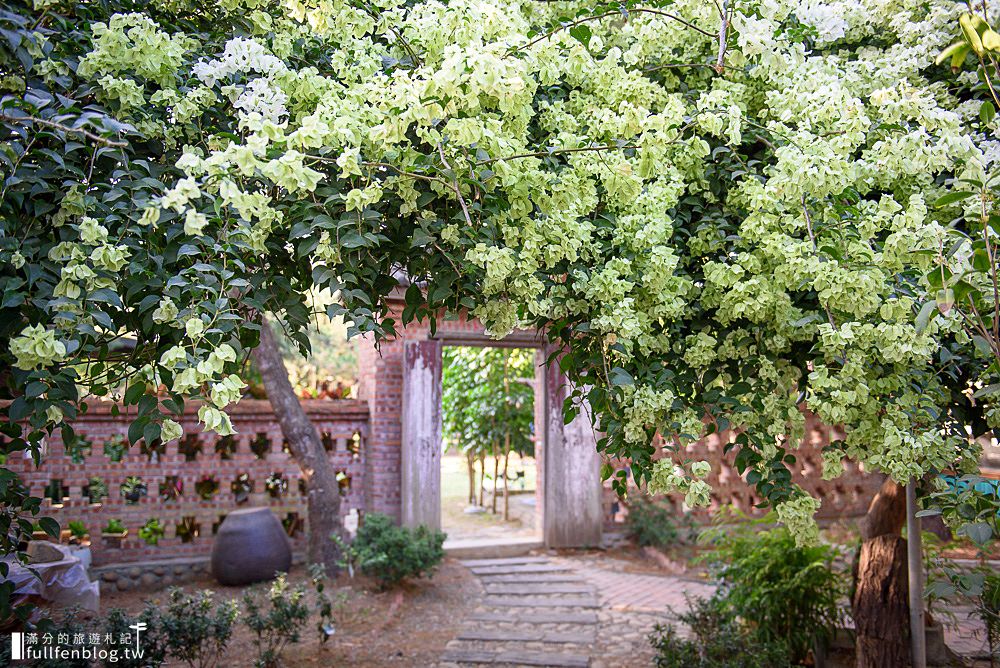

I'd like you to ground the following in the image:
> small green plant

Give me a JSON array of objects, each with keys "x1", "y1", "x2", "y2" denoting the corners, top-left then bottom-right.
[
  {"x1": 351, "y1": 513, "x2": 446, "y2": 589},
  {"x1": 700, "y1": 515, "x2": 844, "y2": 662},
  {"x1": 65, "y1": 435, "x2": 92, "y2": 464},
  {"x1": 120, "y1": 476, "x2": 147, "y2": 504},
  {"x1": 67, "y1": 521, "x2": 88, "y2": 542},
  {"x1": 650, "y1": 594, "x2": 791, "y2": 668},
  {"x1": 979, "y1": 573, "x2": 1000, "y2": 662},
  {"x1": 308, "y1": 563, "x2": 341, "y2": 643},
  {"x1": 103, "y1": 519, "x2": 126, "y2": 535},
  {"x1": 103, "y1": 435, "x2": 128, "y2": 462},
  {"x1": 86, "y1": 476, "x2": 108, "y2": 504},
  {"x1": 104, "y1": 606, "x2": 168, "y2": 668},
  {"x1": 158, "y1": 589, "x2": 238, "y2": 668},
  {"x1": 919, "y1": 474, "x2": 1000, "y2": 548},
  {"x1": 626, "y1": 496, "x2": 692, "y2": 548},
  {"x1": 139, "y1": 518, "x2": 166, "y2": 545},
  {"x1": 243, "y1": 574, "x2": 310, "y2": 668}
]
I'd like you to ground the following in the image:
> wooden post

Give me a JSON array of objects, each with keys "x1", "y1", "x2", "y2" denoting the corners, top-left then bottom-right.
[
  {"x1": 401, "y1": 340, "x2": 443, "y2": 530},
  {"x1": 907, "y1": 479, "x2": 927, "y2": 668},
  {"x1": 543, "y1": 348, "x2": 602, "y2": 548}
]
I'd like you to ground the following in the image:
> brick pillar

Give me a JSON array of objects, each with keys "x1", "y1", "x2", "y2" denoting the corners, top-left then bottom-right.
[{"x1": 401, "y1": 340, "x2": 443, "y2": 529}]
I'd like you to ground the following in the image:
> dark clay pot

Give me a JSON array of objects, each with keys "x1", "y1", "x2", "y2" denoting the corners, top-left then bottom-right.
[{"x1": 211, "y1": 507, "x2": 291, "y2": 586}]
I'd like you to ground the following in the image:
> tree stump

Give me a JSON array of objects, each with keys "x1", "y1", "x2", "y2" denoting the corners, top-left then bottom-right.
[{"x1": 852, "y1": 533, "x2": 910, "y2": 668}]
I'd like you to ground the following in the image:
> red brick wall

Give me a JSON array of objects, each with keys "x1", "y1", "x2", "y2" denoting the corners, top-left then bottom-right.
[{"x1": 6, "y1": 400, "x2": 368, "y2": 566}]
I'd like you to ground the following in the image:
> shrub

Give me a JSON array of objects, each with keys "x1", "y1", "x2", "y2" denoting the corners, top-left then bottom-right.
[
  {"x1": 649, "y1": 594, "x2": 791, "y2": 668},
  {"x1": 243, "y1": 574, "x2": 310, "y2": 668},
  {"x1": 625, "y1": 497, "x2": 688, "y2": 548},
  {"x1": 978, "y1": 573, "x2": 1000, "y2": 660},
  {"x1": 157, "y1": 589, "x2": 238, "y2": 668},
  {"x1": 351, "y1": 513, "x2": 446, "y2": 588},
  {"x1": 700, "y1": 519, "x2": 844, "y2": 662},
  {"x1": 103, "y1": 607, "x2": 168, "y2": 668}
]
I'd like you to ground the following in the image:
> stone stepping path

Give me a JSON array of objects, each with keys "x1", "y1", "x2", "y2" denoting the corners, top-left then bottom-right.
[{"x1": 439, "y1": 556, "x2": 598, "y2": 667}]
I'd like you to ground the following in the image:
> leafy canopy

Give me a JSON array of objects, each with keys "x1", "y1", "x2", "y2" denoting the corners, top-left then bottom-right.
[{"x1": 0, "y1": 0, "x2": 995, "y2": 568}]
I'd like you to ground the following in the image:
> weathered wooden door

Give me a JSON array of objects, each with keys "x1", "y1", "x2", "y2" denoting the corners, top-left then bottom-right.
[{"x1": 400, "y1": 339, "x2": 443, "y2": 529}]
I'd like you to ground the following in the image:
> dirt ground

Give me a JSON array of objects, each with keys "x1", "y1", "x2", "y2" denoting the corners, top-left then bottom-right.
[{"x1": 97, "y1": 558, "x2": 479, "y2": 667}]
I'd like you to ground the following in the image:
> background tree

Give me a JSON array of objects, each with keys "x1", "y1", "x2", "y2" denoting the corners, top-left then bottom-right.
[{"x1": 442, "y1": 346, "x2": 535, "y2": 518}]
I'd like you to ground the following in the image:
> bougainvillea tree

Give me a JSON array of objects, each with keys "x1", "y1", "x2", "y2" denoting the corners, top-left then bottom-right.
[{"x1": 1, "y1": 0, "x2": 996, "y2": 655}]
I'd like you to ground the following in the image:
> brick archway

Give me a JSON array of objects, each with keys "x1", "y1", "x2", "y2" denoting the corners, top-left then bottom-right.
[{"x1": 355, "y1": 292, "x2": 602, "y2": 548}]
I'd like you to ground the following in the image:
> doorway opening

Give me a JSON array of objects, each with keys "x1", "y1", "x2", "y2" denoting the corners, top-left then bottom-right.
[{"x1": 440, "y1": 345, "x2": 542, "y2": 545}]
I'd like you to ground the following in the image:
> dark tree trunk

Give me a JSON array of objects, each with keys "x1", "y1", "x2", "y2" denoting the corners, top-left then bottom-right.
[
  {"x1": 253, "y1": 321, "x2": 342, "y2": 574},
  {"x1": 853, "y1": 477, "x2": 910, "y2": 667},
  {"x1": 853, "y1": 535, "x2": 910, "y2": 668}
]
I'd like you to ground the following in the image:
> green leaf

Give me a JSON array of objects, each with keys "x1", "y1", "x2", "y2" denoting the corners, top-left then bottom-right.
[
  {"x1": 569, "y1": 24, "x2": 592, "y2": 47},
  {"x1": 933, "y1": 191, "x2": 974, "y2": 208},
  {"x1": 983, "y1": 100, "x2": 997, "y2": 124},
  {"x1": 973, "y1": 383, "x2": 1000, "y2": 398},
  {"x1": 124, "y1": 383, "x2": 145, "y2": 405},
  {"x1": 915, "y1": 300, "x2": 936, "y2": 334},
  {"x1": 959, "y1": 521, "x2": 993, "y2": 546},
  {"x1": 609, "y1": 367, "x2": 633, "y2": 386},
  {"x1": 37, "y1": 516, "x2": 59, "y2": 539}
]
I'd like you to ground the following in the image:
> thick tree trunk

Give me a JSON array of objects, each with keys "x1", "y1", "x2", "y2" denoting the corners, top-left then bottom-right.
[
  {"x1": 853, "y1": 477, "x2": 910, "y2": 667},
  {"x1": 253, "y1": 321, "x2": 342, "y2": 574},
  {"x1": 854, "y1": 535, "x2": 910, "y2": 668}
]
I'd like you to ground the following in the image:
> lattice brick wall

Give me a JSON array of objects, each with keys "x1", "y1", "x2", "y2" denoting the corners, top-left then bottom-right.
[
  {"x1": 5, "y1": 399, "x2": 368, "y2": 566},
  {"x1": 602, "y1": 412, "x2": 883, "y2": 525}
]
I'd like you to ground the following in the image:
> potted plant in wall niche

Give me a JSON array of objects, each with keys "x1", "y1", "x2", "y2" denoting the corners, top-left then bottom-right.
[
  {"x1": 102, "y1": 519, "x2": 128, "y2": 549},
  {"x1": 120, "y1": 476, "x2": 147, "y2": 504},
  {"x1": 66, "y1": 521, "x2": 89, "y2": 546},
  {"x1": 139, "y1": 519, "x2": 166, "y2": 546},
  {"x1": 66, "y1": 521, "x2": 92, "y2": 569}
]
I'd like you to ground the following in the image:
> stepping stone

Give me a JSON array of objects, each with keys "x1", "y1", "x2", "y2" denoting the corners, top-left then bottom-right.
[
  {"x1": 457, "y1": 629, "x2": 594, "y2": 644},
  {"x1": 479, "y1": 574, "x2": 586, "y2": 584},
  {"x1": 495, "y1": 650, "x2": 589, "y2": 667},
  {"x1": 441, "y1": 648, "x2": 498, "y2": 664},
  {"x1": 460, "y1": 556, "x2": 551, "y2": 568},
  {"x1": 483, "y1": 596, "x2": 600, "y2": 608},
  {"x1": 485, "y1": 583, "x2": 593, "y2": 595},
  {"x1": 469, "y1": 564, "x2": 570, "y2": 576},
  {"x1": 457, "y1": 629, "x2": 543, "y2": 642},
  {"x1": 469, "y1": 611, "x2": 599, "y2": 625},
  {"x1": 541, "y1": 632, "x2": 594, "y2": 644}
]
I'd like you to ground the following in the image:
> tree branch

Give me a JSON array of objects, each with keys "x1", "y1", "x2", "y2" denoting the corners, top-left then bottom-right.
[{"x1": 1, "y1": 112, "x2": 127, "y2": 147}]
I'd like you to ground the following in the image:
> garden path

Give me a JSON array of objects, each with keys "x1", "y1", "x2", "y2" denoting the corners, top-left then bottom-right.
[
  {"x1": 437, "y1": 553, "x2": 996, "y2": 667},
  {"x1": 436, "y1": 554, "x2": 713, "y2": 668}
]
